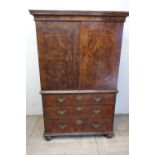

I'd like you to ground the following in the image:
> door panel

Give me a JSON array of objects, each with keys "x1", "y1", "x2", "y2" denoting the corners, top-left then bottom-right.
[
  {"x1": 36, "y1": 22, "x2": 80, "y2": 90},
  {"x1": 79, "y1": 22, "x2": 124, "y2": 89}
]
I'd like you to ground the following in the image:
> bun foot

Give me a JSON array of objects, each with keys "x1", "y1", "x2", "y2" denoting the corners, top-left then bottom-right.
[
  {"x1": 44, "y1": 136, "x2": 53, "y2": 141},
  {"x1": 105, "y1": 133, "x2": 114, "y2": 138}
]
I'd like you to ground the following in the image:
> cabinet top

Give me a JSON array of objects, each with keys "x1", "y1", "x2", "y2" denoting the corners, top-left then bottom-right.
[
  {"x1": 29, "y1": 10, "x2": 129, "y2": 22},
  {"x1": 29, "y1": 10, "x2": 129, "y2": 16}
]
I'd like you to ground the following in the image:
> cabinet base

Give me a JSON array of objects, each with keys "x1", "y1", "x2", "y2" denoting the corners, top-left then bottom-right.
[{"x1": 44, "y1": 131, "x2": 114, "y2": 141}]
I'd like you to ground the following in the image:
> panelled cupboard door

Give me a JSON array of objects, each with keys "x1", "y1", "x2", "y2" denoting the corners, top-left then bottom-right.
[
  {"x1": 36, "y1": 22, "x2": 80, "y2": 90},
  {"x1": 79, "y1": 22, "x2": 124, "y2": 90}
]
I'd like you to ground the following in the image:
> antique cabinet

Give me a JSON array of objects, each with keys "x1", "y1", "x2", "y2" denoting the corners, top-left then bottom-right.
[{"x1": 29, "y1": 10, "x2": 128, "y2": 140}]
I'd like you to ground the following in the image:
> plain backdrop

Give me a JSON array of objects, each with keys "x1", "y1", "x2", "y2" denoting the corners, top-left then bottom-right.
[{"x1": 26, "y1": 0, "x2": 129, "y2": 115}]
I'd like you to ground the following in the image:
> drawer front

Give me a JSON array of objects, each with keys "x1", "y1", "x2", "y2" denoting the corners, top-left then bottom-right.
[
  {"x1": 43, "y1": 93, "x2": 115, "y2": 106},
  {"x1": 45, "y1": 118, "x2": 112, "y2": 133},
  {"x1": 84, "y1": 118, "x2": 112, "y2": 132},
  {"x1": 45, "y1": 119, "x2": 75, "y2": 133},
  {"x1": 44, "y1": 106, "x2": 72, "y2": 118},
  {"x1": 44, "y1": 105, "x2": 114, "y2": 119}
]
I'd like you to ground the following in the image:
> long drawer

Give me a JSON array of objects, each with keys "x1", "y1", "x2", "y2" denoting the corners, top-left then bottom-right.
[
  {"x1": 44, "y1": 105, "x2": 114, "y2": 119},
  {"x1": 43, "y1": 93, "x2": 116, "y2": 106},
  {"x1": 45, "y1": 118, "x2": 113, "y2": 133}
]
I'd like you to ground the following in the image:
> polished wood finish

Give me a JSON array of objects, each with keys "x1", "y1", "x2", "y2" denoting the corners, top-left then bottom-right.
[
  {"x1": 29, "y1": 10, "x2": 128, "y2": 22},
  {"x1": 43, "y1": 93, "x2": 116, "y2": 106},
  {"x1": 79, "y1": 22, "x2": 123, "y2": 89},
  {"x1": 45, "y1": 118, "x2": 112, "y2": 133},
  {"x1": 44, "y1": 105, "x2": 114, "y2": 118},
  {"x1": 29, "y1": 10, "x2": 128, "y2": 140},
  {"x1": 35, "y1": 22, "x2": 80, "y2": 90},
  {"x1": 29, "y1": 10, "x2": 129, "y2": 16}
]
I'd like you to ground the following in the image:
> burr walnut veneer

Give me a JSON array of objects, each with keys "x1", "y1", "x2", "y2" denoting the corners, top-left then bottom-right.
[{"x1": 29, "y1": 10, "x2": 128, "y2": 140}]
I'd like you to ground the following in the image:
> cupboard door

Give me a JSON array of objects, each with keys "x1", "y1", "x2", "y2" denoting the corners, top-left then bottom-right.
[
  {"x1": 36, "y1": 22, "x2": 80, "y2": 90},
  {"x1": 79, "y1": 22, "x2": 124, "y2": 89}
]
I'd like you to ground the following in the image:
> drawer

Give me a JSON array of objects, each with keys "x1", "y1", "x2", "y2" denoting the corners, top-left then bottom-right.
[
  {"x1": 45, "y1": 119, "x2": 73, "y2": 133},
  {"x1": 44, "y1": 106, "x2": 72, "y2": 118},
  {"x1": 45, "y1": 119, "x2": 84, "y2": 133},
  {"x1": 84, "y1": 118, "x2": 113, "y2": 132},
  {"x1": 45, "y1": 118, "x2": 112, "y2": 133},
  {"x1": 44, "y1": 105, "x2": 114, "y2": 119},
  {"x1": 43, "y1": 93, "x2": 115, "y2": 106}
]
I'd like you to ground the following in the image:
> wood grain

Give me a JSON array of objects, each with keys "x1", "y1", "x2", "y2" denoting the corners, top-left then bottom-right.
[
  {"x1": 79, "y1": 22, "x2": 123, "y2": 89},
  {"x1": 36, "y1": 22, "x2": 80, "y2": 90}
]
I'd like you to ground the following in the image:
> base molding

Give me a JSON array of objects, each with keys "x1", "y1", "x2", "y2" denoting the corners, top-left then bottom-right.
[{"x1": 43, "y1": 131, "x2": 114, "y2": 141}]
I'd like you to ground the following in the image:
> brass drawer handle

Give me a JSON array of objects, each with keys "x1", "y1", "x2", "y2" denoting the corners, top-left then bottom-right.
[
  {"x1": 57, "y1": 98, "x2": 65, "y2": 103},
  {"x1": 93, "y1": 109, "x2": 101, "y2": 114},
  {"x1": 76, "y1": 95, "x2": 83, "y2": 100},
  {"x1": 75, "y1": 120, "x2": 83, "y2": 125},
  {"x1": 57, "y1": 110, "x2": 66, "y2": 115},
  {"x1": 58, "y1": 124, "x2": 67, "y2": 129},
  {"x1": 92, "y1": 124, "x2": 100, "y2": 129},
  {"x1": 94, "y1": 97, "x2": 102, "y2": 102},
  {"x1": 75, "y1": 106, "x2": 83, "y2": 111}
]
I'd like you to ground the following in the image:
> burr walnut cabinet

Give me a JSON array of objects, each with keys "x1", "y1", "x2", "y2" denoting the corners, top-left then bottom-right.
[{"x1": 29, "y1": 10, "x2": 128, "y2": 140}]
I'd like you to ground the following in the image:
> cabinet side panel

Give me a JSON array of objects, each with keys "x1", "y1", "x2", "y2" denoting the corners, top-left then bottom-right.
[{"x1": 79, "y1": 22, "x2": 124, "y2": 90}]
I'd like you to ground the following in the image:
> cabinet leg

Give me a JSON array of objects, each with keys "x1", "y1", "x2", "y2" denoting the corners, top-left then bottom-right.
[
  {"x1": 104, "y1": 133, "x2": 114, "y2": 138},
  {"x1": 44, "y1": 136, "x2": 53, "y2": 141}
]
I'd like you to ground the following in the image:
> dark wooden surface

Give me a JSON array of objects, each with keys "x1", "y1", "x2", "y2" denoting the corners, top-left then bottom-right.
[
  {"x1": 36, "y1": 22, "x2": 80, "y2": 90},
  {"x1": 45, "y1": 118, "x2": 113, "y2": 133},
  {"x1": 79, "y1": 22, "x2": 123, "y2": 89},
  {"x1": 29, "y1": 10, "x2": 129, "y2": 22},
  {"x1": 44, "y1": 105, "x2": 114, "y2": 119},
  {"x1": 36, "y1": 21, "x2": 124, "y2": 90},
  {"x1": 43, "y1": 93, "x2": 116, "y2": 106},
  {"x1": 29, "y1": 10, "x2": 129, "y2": 16},
  {"x1": 30, "y1": 10, "x2": 128, "y2": 140}
]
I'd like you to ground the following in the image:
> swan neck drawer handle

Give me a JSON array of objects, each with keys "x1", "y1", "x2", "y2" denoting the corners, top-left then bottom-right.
[
  {"x1": 92, "y1": 124, "x2": 100, "y2": 129},
  {"x1": 76, "y1": 95, "x2": 83, "y2": 100},
  {"x1": 57, "y1": 110, "x2": 66, "y2": 115},
  {"x1": 75, "y1": 106, "x2": 83, "y2": 111},
  {"x1": 93, "y1": 109, "x2": 101, "y2": 114},
  {"x1": 94, "y1": 97, "x2": 102, "y2": 102},
  {"x1": 76, "y1": 120, "x2": 83, "y2": 125},
  {"x1": 58, "y1": 124, "x2": 67, "y2": 129},
  {"x1": 57, "y1": 98, "x2": 65, "y2": 103}
]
